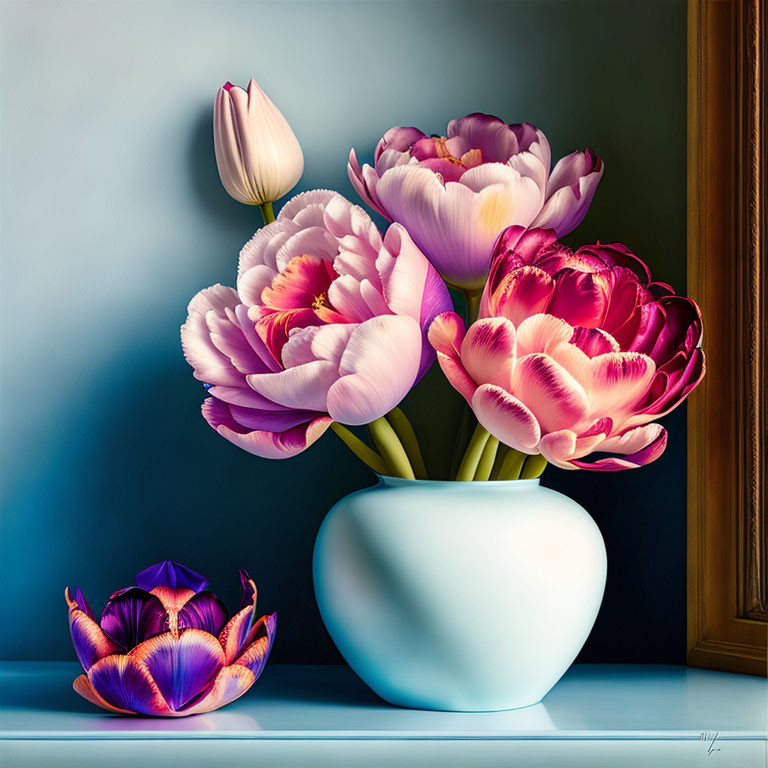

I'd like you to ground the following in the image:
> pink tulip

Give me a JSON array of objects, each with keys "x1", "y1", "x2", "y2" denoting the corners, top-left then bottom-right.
[
  {"x1": 348, "y1": 114, "x2": 603, "y2": 290},
  {"x1": 429, "y1": 228, "x2": 705, "y2": 470},
  {"x1": 214, "y1": 80, "x2": 304, "y2": 206},
  {"x1": 182, "y1": 190, "x2": 451, "y2": 458}
]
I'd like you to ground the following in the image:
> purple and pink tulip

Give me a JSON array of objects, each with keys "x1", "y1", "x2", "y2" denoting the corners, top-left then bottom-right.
[
  {"x1": 348, "y1": 113, "x2": 603, "y2": 290},
  {"x1": 67, "y1": 561, "x2": 275, "y2": 716}
]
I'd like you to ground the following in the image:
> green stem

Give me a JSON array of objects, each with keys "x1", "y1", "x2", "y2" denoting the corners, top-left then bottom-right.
[
  {"x1": 259, "y1": 200, "x2": 276, "y2": 224},
  {"x1": 385, "y1": 408, "x2": 427, "y2": 479},
  {"x1": 368, "y1": 417, "x2": 415, "y2": 479},
  {"x1": 462, "y1": 290, "x2": 482, "y2": 324},
  {"x1": 474, "y1": 436, "x2": 499, "y2": 481},
  {"x1": 330, "y1": 423, "x2": 389, "y2": 475},
  {"x1": 497, "y1": 448, "x2": 527, "y2": 481},
  {"x1": 520, "y1": 454, "x2": 548, "y2": 480},
  {"x1": 489, "y1": 444, "x2": 510, "y2": 480},
  {"x1": 449, "y1": 403, "x2": 474, "y2": 480},
  {"x1": 456, "y1": 423, "x2": 490, "y2": 481}
]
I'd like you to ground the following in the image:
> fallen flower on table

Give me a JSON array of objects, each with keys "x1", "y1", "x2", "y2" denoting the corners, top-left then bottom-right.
[{"x1": 67, "y1": 561, "x2": 275, "y2": 716}]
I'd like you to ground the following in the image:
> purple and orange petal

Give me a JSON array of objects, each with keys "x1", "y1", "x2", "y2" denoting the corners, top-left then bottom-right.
[
  {"x1": 177, "y1": 591, "x2": 229, "y2": 636},
  {"x1": 130, "y1": 629, "x2": 225, "y2": 712},
  {"x1": 87, "y1": 654, "x2": 171, "y2": 716},
  {"x1": 66, "y1": 588, "x2": 121, "y2": 671}
]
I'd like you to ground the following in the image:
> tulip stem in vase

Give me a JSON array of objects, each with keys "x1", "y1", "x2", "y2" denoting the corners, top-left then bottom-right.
[
  {"x1": 520, "y1": 454, "x2": 548, "y2": 480},
  {"x1": 474, "y1": 436, "x2": 500, "y2": 481},
  {"x1": 455, "y1": 422, "x2": 491, "y2": 481},
  {"x1": 259, "y1": 201, "x2": 276, "y2": 225},
  {"x1": 330, "y1": 423, "x2": 389, "y2": 476},
  {"x1": 494, "y1": 447, "x2": 527, "y2": 481},
  {"x1": 385, "y1": 407, "x2": 428, "y2": 479},
  {"x1": 368, "y1": 417, "x2": 416, "y2": 479}
]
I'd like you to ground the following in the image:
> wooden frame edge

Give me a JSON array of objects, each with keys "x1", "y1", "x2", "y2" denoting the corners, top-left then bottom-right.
[{"x1": 687, "y1": 0, "x2": 767, "y2": 676}]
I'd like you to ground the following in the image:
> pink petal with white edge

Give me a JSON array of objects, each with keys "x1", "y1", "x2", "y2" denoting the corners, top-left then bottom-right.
[
  {"x1": 377, "y1": 224, "x2": 429, "y2": 321},
  {"x1": 511, "y1": 353, "x2": 590, "y2": 433},
  {"x1": 460, "y1": 318, "x2": 517, "y2": 390},
  {"x1": 588, "y1": 352, "x2": 656, "y2": 416},
  {"x1": 427, "y1": 312, "x2": 466, "y2": 356},
  {"x1": 326, "y1": 315, "x2": 422, "y2": 425},
  {"x1": 598, "y1": 423, "x2": 666, "y2": 455},
  {"x1": 181, "y1": 665, "x2": 256, "y2": 715},
  {"x1": 328, "y1": 274, "x2": 376, "y2": 322},
  {"x1": 238, "y1": 218, "x2": 297, "y2": 277},
  {"x1": 428, "y1": 312, "x2": 477, "y2": 402},
  {"x1": 281, "y1": 324, "x2": 356, "y2": 369},
  {"x1": 570, "y1": 425, "x2": 668, "y2": 470},
  {"x1": 203, "y1": 398, "x2": 332, "y2": 459},
  {"x1": 515, "y1": 314, "x2": 574, "y2": 357},
  {"x1": 181, "y1": 285, "x2": 244, "y2": 388},
  {"x1": 347, "y1": 150, "x2": 386, "y2": 216},
  {"x1": 471, "y1": 384, "x2": 542, "y2": 452},
  {"x1": 278, "y1": 189, "x2": 341, "y2": 221},
  {"x1": 238, "y1": 264, "x2": 278, "y2": 307},
  {"x1": 538, "y1": 427, "x2": 610, "y2": 469},
  {"x1": 246, "y1": 360, "x2": 340, "y2": 412}
]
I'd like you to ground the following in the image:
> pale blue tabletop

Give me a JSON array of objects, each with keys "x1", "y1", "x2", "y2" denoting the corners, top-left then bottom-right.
[{"x1": 1, "y1": 662, "x2": 766, "y2": 741}]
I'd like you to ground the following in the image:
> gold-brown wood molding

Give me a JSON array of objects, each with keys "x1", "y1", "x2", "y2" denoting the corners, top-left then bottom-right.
[{"x1": 687, "y1": 0, "x2": 767, "y2": 675}]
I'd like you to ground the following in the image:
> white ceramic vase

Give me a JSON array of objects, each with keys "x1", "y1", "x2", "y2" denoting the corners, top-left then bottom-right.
[{"x1": 313, "y1": 476, "x2": 607, "y2": 712}]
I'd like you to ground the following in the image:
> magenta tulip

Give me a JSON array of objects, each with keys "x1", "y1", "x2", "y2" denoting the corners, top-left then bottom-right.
[
  {"x1": 348, "y1": 114, "x2": 603, "y2": 290},
  {"x1": 67, "y1": 562, "x2": 275, "y2": 716},
  {"x1": 429, "y1": 228, "x2": 705, "y2": 470},
  {"x1": 182, "y1": 190, "x2": 451, "y2": 458}
]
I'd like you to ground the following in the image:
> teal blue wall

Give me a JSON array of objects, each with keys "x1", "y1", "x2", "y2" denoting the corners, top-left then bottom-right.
[{"x1": 0, "y1": 0, "x2": 686, "y2": 663}]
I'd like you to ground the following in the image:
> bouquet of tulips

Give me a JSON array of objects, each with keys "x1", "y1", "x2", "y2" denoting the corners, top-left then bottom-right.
[{"x1": 183, "y1": 80, "x2": 705, "y2": 481}]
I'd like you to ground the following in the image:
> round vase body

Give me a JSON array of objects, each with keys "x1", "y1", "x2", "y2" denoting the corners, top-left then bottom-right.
[{"x1": 313, "y1": 477, "x2": 606, "y2": 712}]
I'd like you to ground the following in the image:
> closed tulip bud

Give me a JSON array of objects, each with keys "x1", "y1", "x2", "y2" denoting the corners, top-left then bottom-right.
[{"x1": 214, "y1": 79, "x2": 304, "y2": 210}]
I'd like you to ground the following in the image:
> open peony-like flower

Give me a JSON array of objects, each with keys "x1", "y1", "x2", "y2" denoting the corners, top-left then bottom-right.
[
  {"x1": 67, "y1": 561, "x2": 276, "y2": 716},
  {"x1": 182, "y1": 190, "x2": 451, "y2": 459},
  {"x1": 429, "y1": 228, "x2": 705, "y2": 470},
  {"x1": 348, "y1": 114, "x2": 603, "y2": 290}
]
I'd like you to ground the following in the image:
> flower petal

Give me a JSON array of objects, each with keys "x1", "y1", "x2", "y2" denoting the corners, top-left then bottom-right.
[
  {"x1": 511, "y1": 353, "x2": 590, "y2": 432},
  {"x1": 246, "y1": 360, "x2": 339, "y2": 412},
  {"x1": 180, "y1": 664, "x2": 256, "y2": 715},
  {"x1": 326, "y1": 315, "x2": 422, "y2": 425},
  {"x1": 376, "y1": 164, "x2": 540, "y2": 289},
  {"x1": 66, "y1": 589, "x2": 121, "y2": 671},
  {"x1": 460, "y1": 317, "x2": 517, "y2": 390},
  {"x1": 471, "y1": 384, "x2": 541, "y2": 452},
  {"x1": 489, "y1": 266, "x2": 555, "y2": 326},
  {"x1": 130, "y1": 629, "x2": 225, "y2": 712},
  {"x1": 88, "y1": 654, "x2": 171, "y2": 716},
  {"x1": 73, "y1": 674, "x2": 133, "y2": 714},
  {"x1": 135, "y1": 561, "x2": 209, "y2": 593},
  {"x1": 203, "y1": 398, "x2": 332, "y2": 459},
  {"x1": 181, "y1": 285, "x2": 245, "y2": 388},
  {"x1": 570, "y1": 425, "x2": 668, "y2": 470},
  {"x1": 234, "y1": 613, "x2": 277, "y2": 678},
  {"x1": 178, "y1": 591, "x2": 229, "y2": 636},
  {"x1": 100, "y1": 588, "x2": 168, "y2": 651}
]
